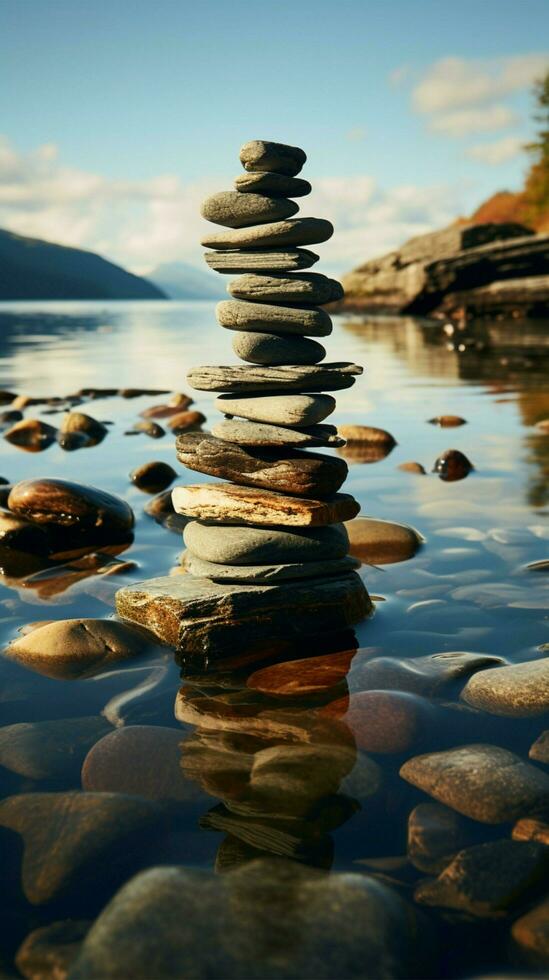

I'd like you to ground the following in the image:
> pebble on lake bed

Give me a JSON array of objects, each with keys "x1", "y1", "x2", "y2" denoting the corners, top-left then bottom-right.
[
  {"x1": 4, "y1": 418, "x2": 58, "y2": 451},
  {"x1": 130, "y1": 461, "x2": 177, "y2": 493},
  {"x1": 398, "y1": 461, "x2": 426, "y2": 474},
  {"x1": 5, "y1": 618, "x2": 151, "y2": 679},
  {"x1": 345, "y1": 517, "x2": 422, "y2": 564},
  {"x1": 433, "y1": 449, "x2": 474, "y2": 481},
  {"x1": 337, "y1": 425, "x2": 396, "y2": 446},
  {"x1": 461, "y1": 659, "x2": 549, "y2": 717},
  {"x1": 428, "y1": 415, "x2": 467, "y2": 427},
  {"x1": 16, "y1": 920, "x2": 91, "y2": 980}
]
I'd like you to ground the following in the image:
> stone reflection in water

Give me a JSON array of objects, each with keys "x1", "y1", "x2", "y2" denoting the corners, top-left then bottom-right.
[{"x1": 175, "y1": 633, "x2": 374, "y2": 872}]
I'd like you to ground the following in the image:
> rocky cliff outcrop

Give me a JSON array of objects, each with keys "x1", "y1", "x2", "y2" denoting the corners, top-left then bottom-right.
[{"x1": 341, "y1": 223, "x2": 549, "y2": 318}]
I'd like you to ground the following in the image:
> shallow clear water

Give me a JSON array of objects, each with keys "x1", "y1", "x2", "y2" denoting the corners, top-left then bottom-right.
[{"x1": 0, "y1": 301, "x2": 548, "y2": 976}]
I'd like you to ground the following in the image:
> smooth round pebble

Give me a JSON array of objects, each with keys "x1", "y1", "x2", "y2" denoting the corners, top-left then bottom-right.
[
  {"x1": 183, "y1": 521, "x2": 349, "y2": 565},
  {"x1": 232, "y1": 331, "x2": 326, "y2": 366}
]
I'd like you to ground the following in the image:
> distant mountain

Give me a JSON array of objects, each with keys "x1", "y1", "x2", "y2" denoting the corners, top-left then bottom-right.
[
  {"x1": 147, "y1": 261, "x2": 226, "y2": 300},
  {"x1": 0, "y1": 229, "x2": 165, "y2": 300}
]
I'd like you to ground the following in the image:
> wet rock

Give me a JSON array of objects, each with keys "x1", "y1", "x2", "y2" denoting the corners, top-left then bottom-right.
[
  {"x1": 211, "y1": 419, "x2": 344, "y2": 449},
  {"x1": 16, "y1": 920, "x2": 90, "y2": 980},
  {"x1": 235, "y1": 171, "x2": 311, "y2": 197},
  {"x1": 128, "y1": 420, "x2": 165, "y2": 439},
  {"x1": 326, "y1": 690, "x2": 437, "y2": 754},
  {"x1": 187, "y1": 362, "x2": 361, "y2": 394},
  {"x1": 81, "y1": 726, "x2": 206, "y2": 804},
  {"x1": 130, "y1": 461, "x2": 177, "y2": 493},
  {"x1": 433, "y1": 449, "x2": 473, "y2": 481},
  {"x1": 414, "y1": 840, "x2": 549, "y2": 918},
  {"x1": 513, "y1": 817, "x2": 549, "y2": 845},
  {"x1": 247, "y1": 649, "x2": 355, "y2": 697},
  {"x1": 183, "y1": 521, "x2": 349, "y2": 565},
  {"x1": 57, "y1": 431, "x2": 93, "y2": 452},
  {"x1": 228, "y1": 272, "x2": 343, "y2": 305},
  {"x1": 143, "y1": 490, "x2": 188, "y2": 534},
  {"x1": 398, "y1": 462, "x2": 426, "y2": 474},
  {"x1": 345, "y1": 517, "x2": 422, "y2": 564},
  {"x1": 201, "y1": 191, "x2": 298, "y2": 228},
  {"x1": 68, "y1": 858, "x2": 431, "y2": 980},
  {"x1": 8, "y1": 479, "x2": 134, "y2": 543},
  {"x1": 166, "y1": 410, "x2": 205, "y2": 433},
  {"x1": 116, "y1": 572, "x2": 371, "y2": 657},
  {"x1": 232, "y1": 331, "x2": 326, "y2": 366},
  {"x1": 176, "y1": 434, "x2": 348, "y2": 498},
  {"x1": 535, "y1": 418, "x2": 549, "y2": 433},
  {"x1": 400, "y1": 744, "x2": 549, "y2": 823},
  {"x1": 182, "y1": 554, "x2": 361, "y2": 585},
  {"x1": 172, "y1": 484, "x2": 359, "y2": 527},
  {"x1": 240, "y1": 139, "x2": 307, "y2": 175},
  {"x1": 0, "y1": 409, "x2": 23, "y2": 426},
  {"x1": 0, "y1": 510, "x2": 53, "y2": 555},
  {"x1": 140, "y1": 399, "x2": 193, "y2": 418},
  {"x1": 428, "y1": 416, "x2": 467, "y2": 427},
  {"x1": 461, "y1": 659, "x2": 549, "y2": 717},
  {"x1": 215, "y1": 392, "x2": 336, "y2": 426},
  {"x1": 0, "y1": 791, "x2": 164, "y2": 905},
  {"x1": 204, "y1": 247, "x2": 319, "y2": 274},
  {"x1": 530, "y1": 730, "x2": 549, "y2": 764},
  {"x1": 4, "y1": 419, "x2": 58, "y2": 451},
  {"x1": 0, "y1": 716, "x2": 111, "y2": 780},
  {"x1": 338, "y1": 425, "x2": 395, "y2": 446},
  {"x1": 59, "y1": 412, "x2": 108, "y2": 445},
  {"x1": 202, "y1": 217, "x2": 334, "y2": 251},
  {"x1": 352, "y1": 651, "x2": 507, "y2": 699},
  {"x1": 407, "y1": 802, "x2": 486, "y2": 874},
  {"x1": 119, "y1": 388, "x2": 170, "y2": 398},
  {"x1": 217, "y1": 298, "x2": 332, "y2": 337},
  {"x1": 5, "y1": 618, "x2": 150, "y2": 679},
  {"x1": 249, "y1": 743, "x2": 356, "y2": 814},
  {"x1": 512, "y1": 895, "x2": 549, "y2": 966}
]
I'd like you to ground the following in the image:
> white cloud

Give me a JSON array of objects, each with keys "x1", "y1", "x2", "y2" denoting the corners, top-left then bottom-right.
[
  {"x1": 0, "y1": 136, "x2": 465, "y2": 277},
  {"x1": 413, "y1": 53, "x2": 549, "y2": 113},
  {"x1": 346, "y1": 126, "x2": 367, "y2": 142},
  {"x1": 466, "y1": 135, "x2": 525, "y2": 165},
  {"x1": 430, "y1": 104, "x2": 517, "y2": 137}
]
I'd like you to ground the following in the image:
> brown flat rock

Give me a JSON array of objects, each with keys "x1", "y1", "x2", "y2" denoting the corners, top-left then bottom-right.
[
  {"x1": 186, "y1": 362, "x2": 362, "y2": 394},
  {"x1": 171, "y1": 484, "x2": 360, "y2": 527},
  {"x1": 115, "y1": 572, "x2": 371, "y2": 656},
  {"x1": 175, "y1": 433, "x2": 348, "y2": 498}
]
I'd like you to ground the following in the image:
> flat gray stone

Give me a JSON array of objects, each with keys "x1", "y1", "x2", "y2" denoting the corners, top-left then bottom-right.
[
  {"x1": 182, "y1": 554, "x2": 361, "y2": 583},
  {"x1": 461, "y1": 659, "x2": 549, "y2": 717},
  {"x1": 228, "y1": 273, "x2": 343, "y2": 305},
  {"x1": 217, "y1": 298, "x2": 332, "y2": 336},
  {"x1": 400, "y1": 744, "x2": 549, "y2": 824},
  {"x1": 183, "y1": 521, "x2": 349, "y2": 565},
  {"x1": 232, "y1": 331, "x2": 326, "y2": 365},
  {"x1": 235, "y1": 172, "x2": 311, "y2": 197},
  {"x1": 215, "y1": 393, "x2": 336, "y2": 425},
  {"x1": 172, "y1": 484, "x2": 359, "y2": 527},
  {"x1": 201, "y1": 191, "x2": 298, "y2": 229},
  {"x1": 115, "y1": 573, "x2": 371, "y2": 656},
  {"x1": 176, "y1": 433, "x2": 347, "y2": 497},
  {"x1": 202, "y1": 217, "x2": 333, "y2": 251},
  {"x1": 211, "y1": 418, "x2": 344, "y2": 448},
  {"x1": 240, "y1": 140, "x2": 307, "y2": 176},
  {"x1": 187, "y1": 362, "x2": 362, "y2": 393},
  {"x1": 68, "y1": 858, "x2": 430, "y2": 980},
  {"x1": 204, "y1": 248, "x2": 319, "y2": 274}
]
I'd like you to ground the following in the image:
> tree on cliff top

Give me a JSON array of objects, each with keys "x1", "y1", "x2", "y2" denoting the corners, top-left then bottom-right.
[
  {"x1": 471, "y1": 70, "x2": 549, "y2": 231},
  {"x1": 522, "y1": 70, "x2": 549, "y2": 227}
]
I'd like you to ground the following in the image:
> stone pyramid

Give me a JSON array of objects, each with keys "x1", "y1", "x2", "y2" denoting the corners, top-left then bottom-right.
[{"x1": 116, "y1": 140, "x2": 371, "y2": 658}]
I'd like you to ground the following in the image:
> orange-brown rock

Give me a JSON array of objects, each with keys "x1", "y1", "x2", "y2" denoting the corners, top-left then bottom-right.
[
  {"x1": 345, "y1": 517, "x2": 422, "y2": 564},
  {"x1": 167, "y1": 410, "x2": 206, "y2": 433},
  {"x1": 172, "y1": 483, "x2": 359, "y2": 528},
  {"x1": 338, "y1": 425, "x2": 395, "y2": 445},
  {"x1": 247, "y1": 649, "x2": 356, "y2": 697}
]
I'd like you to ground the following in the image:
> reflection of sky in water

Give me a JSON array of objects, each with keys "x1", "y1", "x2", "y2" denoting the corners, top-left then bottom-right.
[{"x1": 0, "y1": 300, "x2": 547, "y2": 670}]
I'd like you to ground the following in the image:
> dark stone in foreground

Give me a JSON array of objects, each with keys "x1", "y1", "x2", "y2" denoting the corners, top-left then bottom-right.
[
  {"x1": 186, "y1": 362, "x2": 362, "y2": 394},
  {"x1": 176, "y1": 433, "x2": 348, "y2": 498},
  {"x1": 69, "y1": 858, "x2": 433, "y2": 980},
  {"x1": 8, "y1": 478, "x2": 134, "y2": 543},
  {"x1": 115, "y1": 572, "x2": 370, "y2": 656}
]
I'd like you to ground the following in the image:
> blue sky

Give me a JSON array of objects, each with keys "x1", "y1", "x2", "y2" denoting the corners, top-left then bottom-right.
[{"x1": 1, "y1": 0, "x2": 548, "y2": 275}]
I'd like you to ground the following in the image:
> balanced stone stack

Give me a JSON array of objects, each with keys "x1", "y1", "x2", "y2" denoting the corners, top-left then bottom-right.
[{"x1": 116, "y1": 141, "x2": 371, "y2": 657}]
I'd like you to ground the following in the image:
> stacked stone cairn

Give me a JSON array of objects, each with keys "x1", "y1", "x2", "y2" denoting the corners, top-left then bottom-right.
[{"x1": 116, "y1": 141, "x2": 371, "y2": 657}]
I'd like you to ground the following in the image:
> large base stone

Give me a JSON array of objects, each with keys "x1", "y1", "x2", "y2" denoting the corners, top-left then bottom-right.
[{"x1": 115, "y1": 573, "x2": 371, "y2": 657}]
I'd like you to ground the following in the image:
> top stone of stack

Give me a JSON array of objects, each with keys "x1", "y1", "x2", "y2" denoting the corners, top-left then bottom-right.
[{"x1": 239, "y1": 140, "x2": 307, "y2": 177}]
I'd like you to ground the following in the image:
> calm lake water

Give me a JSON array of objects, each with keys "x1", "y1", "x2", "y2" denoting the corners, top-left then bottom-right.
[{"x1": 0, "y1": 300, "x2": 548, "y2": 977}]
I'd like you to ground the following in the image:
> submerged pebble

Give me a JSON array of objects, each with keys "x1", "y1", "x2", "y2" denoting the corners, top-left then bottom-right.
[
  {"x1": 345, "y1": 517, "x2": 422, "y2": 564},
  {"x1": 130, "y1": 461, "x2": 177, "y2": 493},
  {"x1": 4, "y1": 418, "x2": 58, "y2": 451},
  {"x1": 5, "y1": 618, "x2": 150, "y2": 679},
  {"x1": 433, "y1": 449, "x2": 474, "y2": 481}
]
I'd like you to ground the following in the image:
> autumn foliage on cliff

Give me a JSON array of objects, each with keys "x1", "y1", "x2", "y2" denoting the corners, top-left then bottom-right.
[{"x1": 470, "y1": 71, "x2": 549, "y2": 233}]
